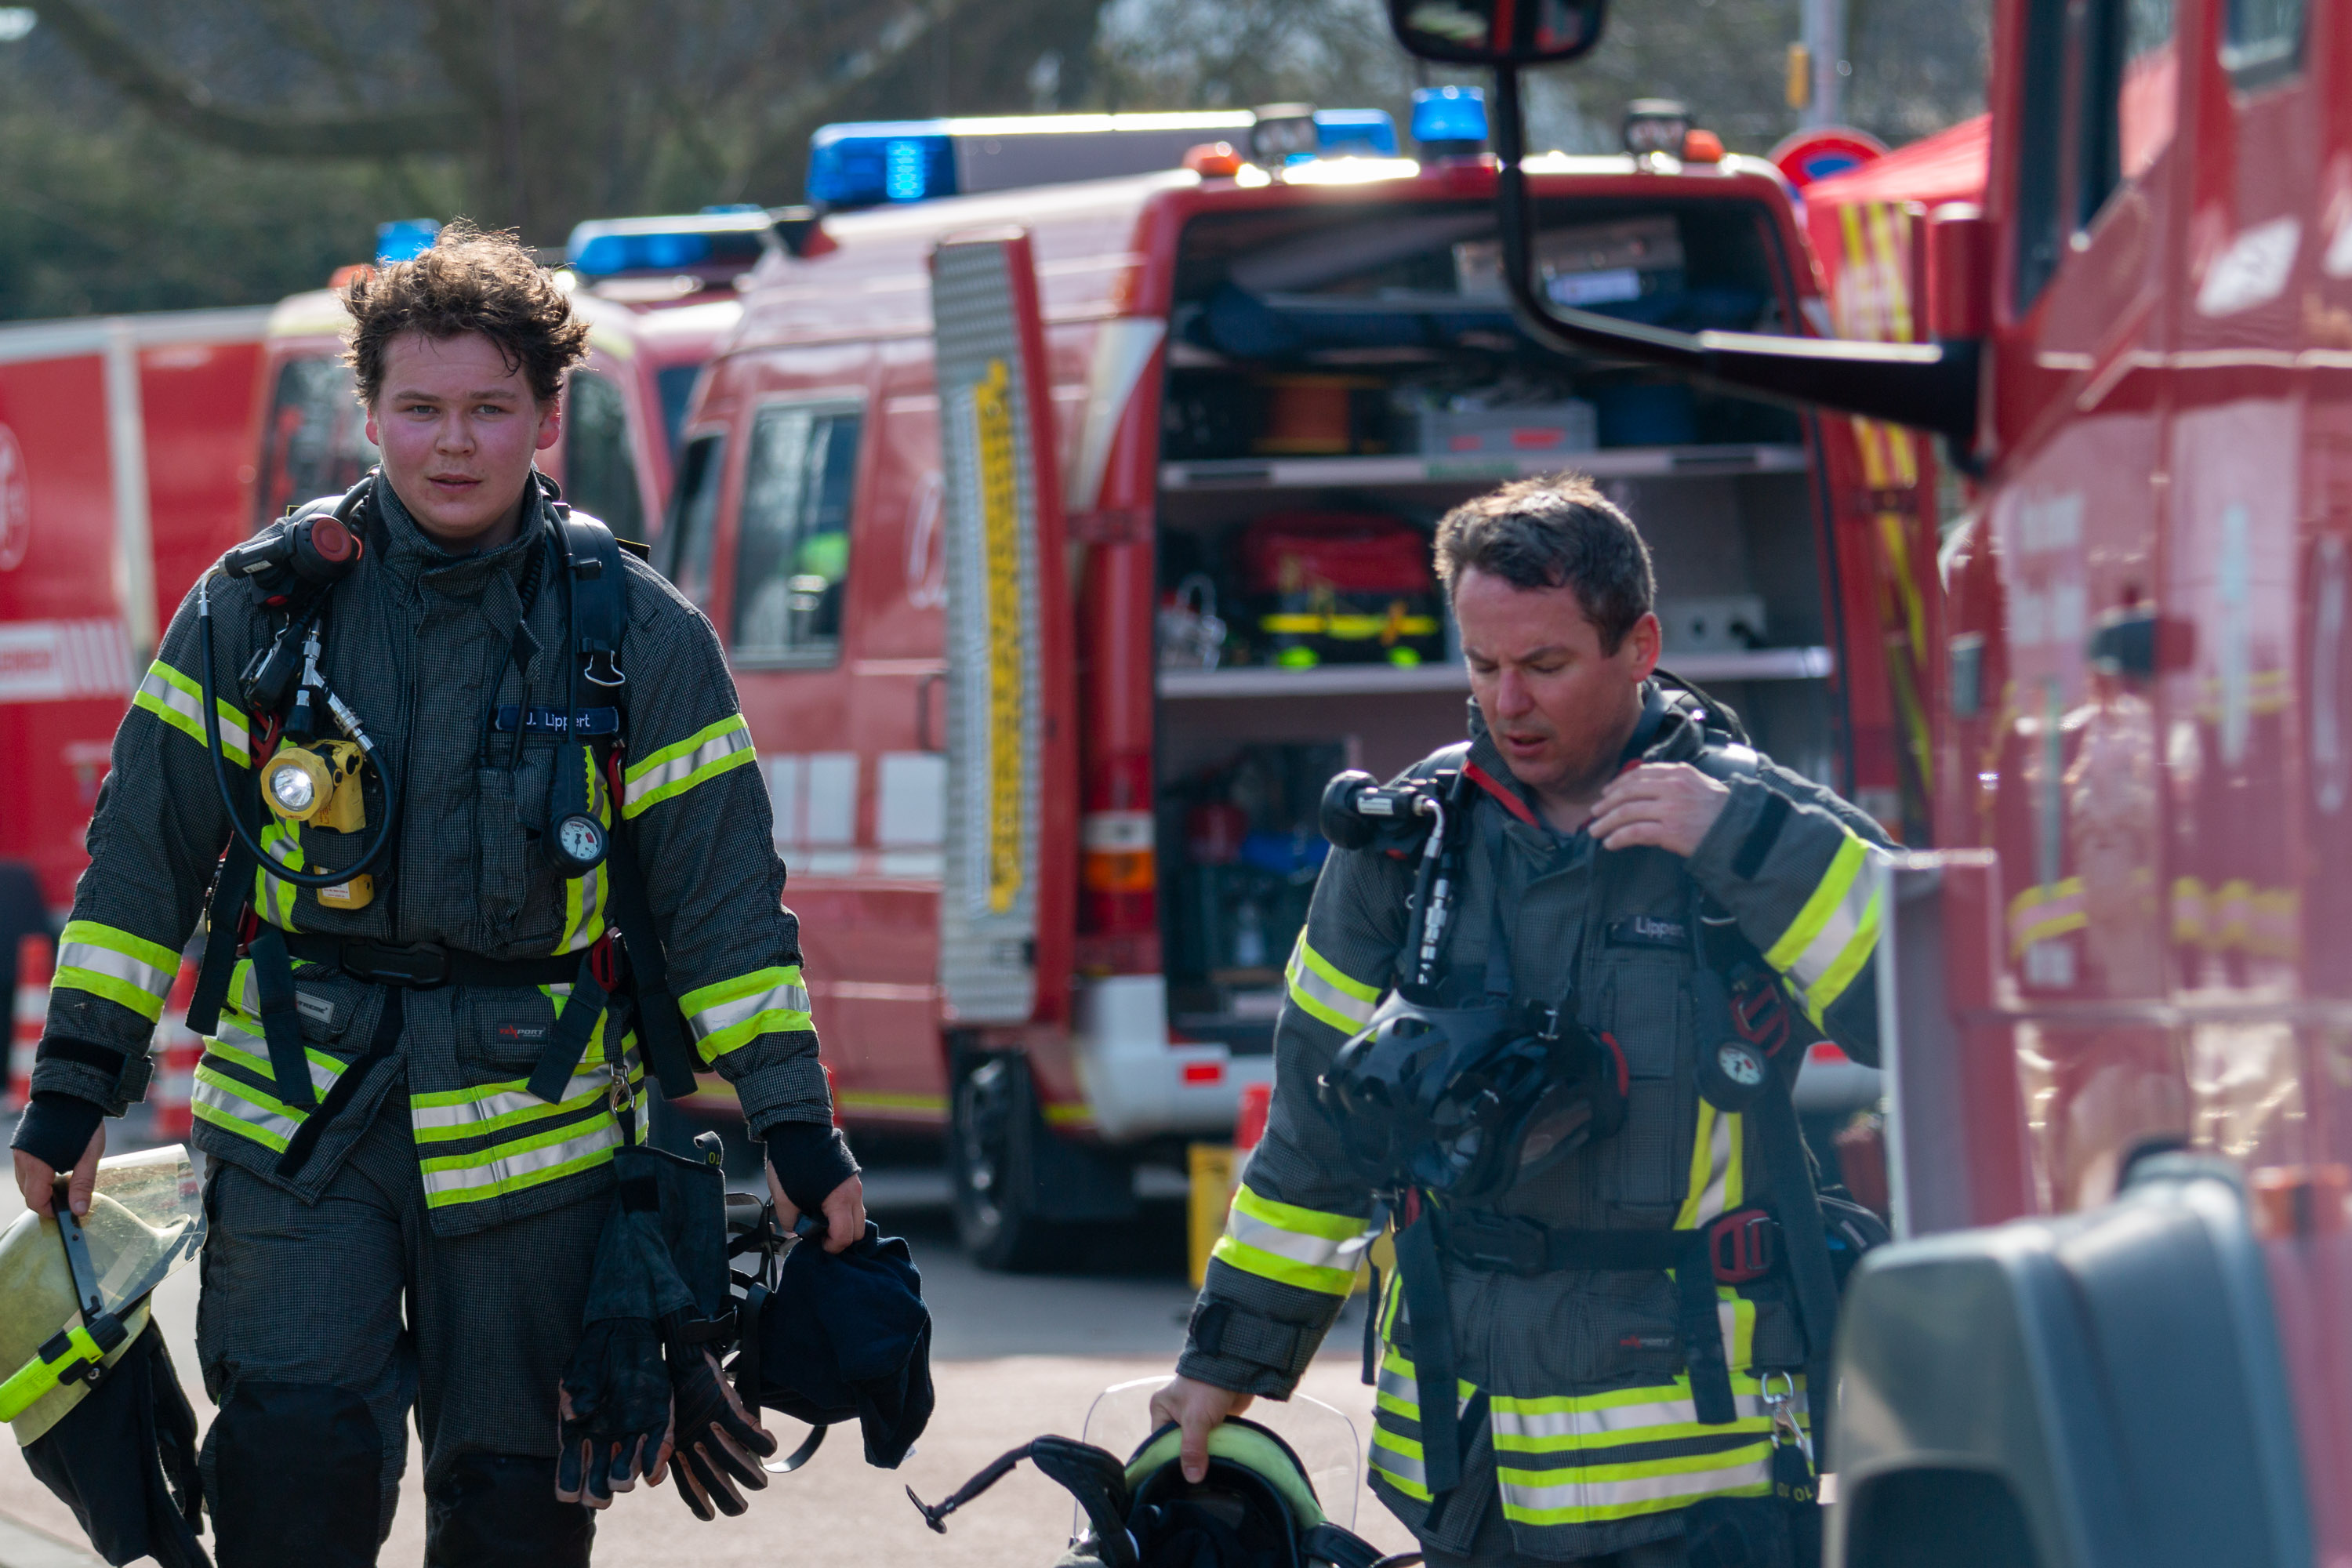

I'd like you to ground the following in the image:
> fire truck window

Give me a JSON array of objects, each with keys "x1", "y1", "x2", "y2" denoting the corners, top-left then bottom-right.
[
  {"x1": 2080, "y1": 0, "x2": 2176, "y2": 228},
  {"x1": 2223, "y1": 0, "x2": 2303, "y2": 85},
  {"x1": 663, "y1": 432, "x2": 727, "y2": 615},
  {"x1": 256, "y1": 356, "x2": 376, "y2": 529},
  {"x1": 656, "y1": 366, "x2": 701, "y2": 459},
  {"x1": 732, "y1": 403, "x2": 861, "y2": 665},
  {"x1": 562, "y1": 372, "x2": 645, "y2": 543}
]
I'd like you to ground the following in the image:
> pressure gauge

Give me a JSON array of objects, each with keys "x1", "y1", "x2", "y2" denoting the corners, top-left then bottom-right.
[
  {"x1": 553, "y1": 813, "x2": 608, "y2": 874},
  {"x1": 1698, "y1": 1036, "x2": 1770, "y2": 1112}
]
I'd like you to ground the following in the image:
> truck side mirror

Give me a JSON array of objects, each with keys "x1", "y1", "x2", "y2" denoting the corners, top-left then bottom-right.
[
  {"x1": 1386, "y1": 0, "x2": 1607, "y2": 64},
  {"x1": 1927, "y1": 203, "x2": 1991, "y2": 343}
]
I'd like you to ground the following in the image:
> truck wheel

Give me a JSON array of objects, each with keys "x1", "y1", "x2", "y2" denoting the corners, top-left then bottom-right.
[{"x1": 949, "y1": 1054, "x2": 1062, "y2": 1272}]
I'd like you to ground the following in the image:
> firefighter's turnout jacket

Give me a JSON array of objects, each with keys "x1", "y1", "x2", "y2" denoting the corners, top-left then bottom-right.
[
  {"x1": 30, "y1": 481, "x2": 829, "y2": 1230},
  {"x1": 1178, "y1": 697, "x2": 1892, "y2": 1560}
]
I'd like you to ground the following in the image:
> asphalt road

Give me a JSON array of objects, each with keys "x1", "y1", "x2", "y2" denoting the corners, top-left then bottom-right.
[{"x1": 0, "y1": 1138, "x2": 1419, "y2": 1567}]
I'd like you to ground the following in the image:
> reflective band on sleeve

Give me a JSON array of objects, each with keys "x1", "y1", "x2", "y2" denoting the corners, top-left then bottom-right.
[
  {"x1": 52, "y1": 920, "x2": 181, "y2": 1024},
  {"x1": 677, "y1": 966, "x2": 813, "y2": 1062},
  {"x1": 621, "y1": 714, "x2": 755, "y2": 818},
  {"x1": 1284, "y1": 934, "x2": 1382, "y2": 1035},
  {"x1": 1761, "y1": 833, "x2": 1889, "y2": 1025},
  {"x1": 132, "y1": 659, "x2": 249, "y2": 767},
  {"x1": 1209, "y1": 1184, "x2": 1375, "y2": 1296}
]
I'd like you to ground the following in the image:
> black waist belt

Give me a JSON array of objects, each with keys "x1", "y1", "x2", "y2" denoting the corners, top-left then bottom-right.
[
  {"x1": 280, "y1": 933, "x2": 583, "y2": 990},
  {"x1": 1432, "y1": 1206, "x2": 1748, "y2": 1426}
]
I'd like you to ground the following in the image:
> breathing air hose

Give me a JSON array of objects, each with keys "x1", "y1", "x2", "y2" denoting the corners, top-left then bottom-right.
[{"x1": 196, "y1": 571, "x2": 404, "y2": 889}]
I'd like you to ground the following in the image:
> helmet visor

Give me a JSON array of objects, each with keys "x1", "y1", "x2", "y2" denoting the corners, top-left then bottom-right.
[{"x1": 77, "y1": 1144, "x2": 205, "y2": 1318}]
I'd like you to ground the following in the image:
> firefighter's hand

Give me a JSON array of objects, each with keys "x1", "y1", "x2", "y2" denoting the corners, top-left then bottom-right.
[
  {"x1": 13, "y1": 1123, "x2": 104, "y2": 1218},
  {"x1": 767, "y1": 1163, "x2": 867, "y2": 1254},
  {"x1": 1152, "y1": 1376, "x2": 1254, "y2": 1485},
  {"x1": 1589, "y1": 762, "x2": 1733, "y2": 858}
]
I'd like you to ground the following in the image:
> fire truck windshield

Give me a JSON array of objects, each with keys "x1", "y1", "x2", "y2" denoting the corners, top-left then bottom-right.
[{"x1": 256, "y1": 356, "x2": 378, "y2": 528}]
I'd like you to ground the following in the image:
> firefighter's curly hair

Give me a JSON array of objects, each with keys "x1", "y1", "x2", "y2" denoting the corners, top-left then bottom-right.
[
  {"x1": 342, "y1": 220, "x2": 588, "y2": 406},
  {"x1": 1433, "y1": 473, "x2": 1655, "y2": 653}
]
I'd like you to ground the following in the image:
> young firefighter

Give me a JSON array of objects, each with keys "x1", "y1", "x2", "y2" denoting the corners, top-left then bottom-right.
[
  {"x1": 9, "y1": 226, "x2": 865, "y2": 1565},
  {"x1": 1154, "y1": 477, "x2": 1893, "y2": 1567}
]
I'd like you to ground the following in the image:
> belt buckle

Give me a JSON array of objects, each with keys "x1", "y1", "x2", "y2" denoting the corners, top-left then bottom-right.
[
  {"x1": 347, "y1": 938, "x2": 449, "y2": 988},
  {"x1": 1447, "y1": 1210, "x2": 1545, "y2": 1274},
  {"x1": 1708, "y1": 1207, "x2": 1777, "y2": 1284}
]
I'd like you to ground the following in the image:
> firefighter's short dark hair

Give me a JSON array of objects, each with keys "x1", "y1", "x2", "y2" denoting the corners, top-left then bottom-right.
[
  {"x1": 1433, "y1": 473, "x2": 1655, "y2": 653},
  {"x1": 342, "y1": 220, "x2": 588, "y2": 407}
]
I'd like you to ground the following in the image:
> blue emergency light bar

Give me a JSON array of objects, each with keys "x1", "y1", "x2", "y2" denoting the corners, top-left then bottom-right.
[
  {"x1": 376, "y1": 219, "x2": 440, "y2": 265},
  {"x1": 805, "y1": 107, "x2": 1400, "y2": 209},
  {"x1": 565, "y1": 212, "x2": 774, "y2": 279},
  {"x1": 1410, "y1": 87, "x2": 1489, "y2": 151}
]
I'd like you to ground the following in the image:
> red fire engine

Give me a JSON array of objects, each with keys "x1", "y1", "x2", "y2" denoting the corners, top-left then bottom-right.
[
  {"x1": 677, "y1": 105, "x2": 1911, "y2": 1264},
  {"x1": 0, "y1": 308, "x2": 268, "y2": 979},
  {"x1": 1384, "y1": 0, "x2": 2350, "y2": 1562}
]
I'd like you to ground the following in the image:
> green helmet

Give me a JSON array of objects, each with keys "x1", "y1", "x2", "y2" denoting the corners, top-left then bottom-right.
[
  {"x1": 0, "y1": 1145, "x2": 204, "y2": 1444},
  {"x1": 912, "y1": 1416, "x2": 1399, "y2": 1568}
]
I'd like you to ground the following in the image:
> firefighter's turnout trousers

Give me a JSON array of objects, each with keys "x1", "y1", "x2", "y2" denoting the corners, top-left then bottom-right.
[
  {"x1": 25, "y1": 481, "x2": 837, "y2": 1563},
  {"x1": 197, "y1": 1075, "x2": 604, "y2": 1566},
  {"x1": 1178, "y1": 707, "x2": 1893, "y2": 1563}
]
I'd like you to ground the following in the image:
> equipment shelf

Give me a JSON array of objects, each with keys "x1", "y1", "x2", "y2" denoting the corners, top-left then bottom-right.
[
  {"x1": 1158, "y1": 444, "x2": 1811, "y2": 492},
  {"x1": 1157, "y1": 646, "x2": 1834, "y2": 699}
]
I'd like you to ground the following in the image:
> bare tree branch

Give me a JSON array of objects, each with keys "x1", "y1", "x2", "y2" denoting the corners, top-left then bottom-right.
[{"x1": 25, "y1": 0, "x2": 475, "y2": 156}]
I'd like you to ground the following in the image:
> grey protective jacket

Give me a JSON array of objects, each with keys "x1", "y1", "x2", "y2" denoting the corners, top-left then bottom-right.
[
  {"x1": 32, "y1": 477, "x2": 829, "y2": 1235},
  {"x1": 1178, "y1": 694, "x2": 1893, "y2": 1560}
]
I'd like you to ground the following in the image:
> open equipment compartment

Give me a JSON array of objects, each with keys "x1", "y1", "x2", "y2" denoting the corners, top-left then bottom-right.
[{"x1": 1151, "y1": 190, "x2": 1842, "y2": 1051}]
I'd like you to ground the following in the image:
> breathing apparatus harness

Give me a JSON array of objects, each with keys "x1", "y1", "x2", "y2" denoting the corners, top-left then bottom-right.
[
  {"x1": 1311, "y1": 677, "x2": 1862, "y2": 1507},
  {"x1": 183, "y1": 471, "x2": 702, "y2": 1179}
]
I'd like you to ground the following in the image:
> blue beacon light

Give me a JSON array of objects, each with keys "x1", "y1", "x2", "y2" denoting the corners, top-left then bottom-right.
[{"x1": 1410, "y1": 87, "x2": 1489, "y2": 152}]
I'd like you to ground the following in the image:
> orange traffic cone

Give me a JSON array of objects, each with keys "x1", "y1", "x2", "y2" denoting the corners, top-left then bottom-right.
[
  {"x1": 9, "y1": 933, "x2": 52, "y2": 1112},
  {"x1": 153, "y1": 961, "x2": 198, "y2": 1139}
]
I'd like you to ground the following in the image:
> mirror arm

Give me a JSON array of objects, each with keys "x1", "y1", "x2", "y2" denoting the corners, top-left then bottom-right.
[{"x1": 1486, "y1": 66, "x2": 1982, "y2": 446}]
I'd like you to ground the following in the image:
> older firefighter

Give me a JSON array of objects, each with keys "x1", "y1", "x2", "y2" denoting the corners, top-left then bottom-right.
[
  {"x1": 1155, "y1": 476, "x2": 1892, "y2": 1567},
  {"x1": 9, "y1": 226, "x2": 863, "y2": 1565}
]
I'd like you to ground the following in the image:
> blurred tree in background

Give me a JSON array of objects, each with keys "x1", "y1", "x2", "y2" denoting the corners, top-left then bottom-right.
[{"x1": 0, "y1": 0, "x2": 1984, "y2": 321}]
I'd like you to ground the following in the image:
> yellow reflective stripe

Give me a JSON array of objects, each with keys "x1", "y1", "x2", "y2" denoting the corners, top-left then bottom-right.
[
  {"x1": 254, "y1": 819, "x2": 303, "y2": 929},
  {"x1": 1673, "y1": 1102, "x2": 1744, "y2": 1229},
  {"x1": 1284, "y1": 933, "x2": 1381, "y2": 1034},
  {"x1": 1210, "y1": 1235, "x2": 1359, "y2": 1296},
  {"x1": 0, "y1": 1324, "x2": 108, "y2": 1424},
  {"x1": 204, "y1": 1031, "x2": 346, "y2": 1098},
  {"x1": 191, "y1": 1062, "x2": 305, "y2": 1151},
  {"x1": 1800, "y1": 884, "x2": 1883, "y2": 1025},
  {"x1": 53, "y1": 920, "x2": 181, "y2": 1023},
  {"x1": 1496, "y1": 1443, "x2": 1775, "y2": 1524},
  {"x1": 133, "y1": 659, "x2": 249, "y2": 766},
  {"x1": 1763, "y1": 833, "x2": 1888, "y2": 1023},
  {"x1": 677, "y1": 966, "x2": 812, "y2": 1061},
  {"x1": 1229, "y1": 1183, "x2": 1370, "y2": 1243},
  {"x1": 416, "y1": 1102, "x2": 644, "y2": 1207},
  {"x1": 621, "y1": 714, "x2": 754, "y2": 818},
  {"x1": 409, "y1": 1060, "x2": 643, "y2": 1142},
  {"x1": 1368, "y1": 1428, "x2": 1433, "y2": 1500},
  {"x1": 1481, "y1": 1367, "x2": 1793, "y2": 1420}
]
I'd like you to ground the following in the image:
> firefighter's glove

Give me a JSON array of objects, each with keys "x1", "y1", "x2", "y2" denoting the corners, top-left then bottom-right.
[
  {"x1": 557, "y1": 1317, "x2": 673, "y2": 1507},
  {"x1": 666, "y1": 1341, "x2": 777, "y2": 1519}
]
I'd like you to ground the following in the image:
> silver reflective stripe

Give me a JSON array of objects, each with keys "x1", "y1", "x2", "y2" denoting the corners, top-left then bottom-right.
[
  {"x1": 1369, "y1": 1432, "x2": 1427, "y2": 1487},
  {"x1": 1490, "y1": 1392, "x2": 1772, "y2": 1443},
  {"x1": 138, "y1": 664, "x2": 250, "y2": 763},
  {"x1": 191, "y1": 1065, "x2": 300, "y2": 1147},
  {"x1": 623, "y1": 722, "x2": 753, "y2": 811},
  {"x1": 207, "y1": 1024, "x2": 344, "y2": 1101},
  {"x1": 409, "y1": 1054, "x2": 643, "y2": 1137},
  {"x1": 688, "y1": 979, "x2": 811, "y2": 1040},
  {"x1": 1788, "y1": 845, "x2": 1890, "y2": 991},
  {"x1": 1497, "y1": 1444, "x2": 1773, "y2": 1515},
  {"x1": 418, "y1": 1116, "x2": 626, "y2": 1203},
  {"x1": 55, "y1": 938, "x2": 174, "y2": 1002},
  {"x1": 1284, "y1": 943, "x2": 1379, "y2": 1030},
  {"x1": 1221, "y1": 1207, "x2": 1372, "y2": 1272},
  {"x1": 1687, "y1": 1109, "x2": 1737, "y2": 1227}
]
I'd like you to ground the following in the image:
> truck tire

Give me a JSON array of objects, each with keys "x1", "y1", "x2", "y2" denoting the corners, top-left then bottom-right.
[{"x1": 949, "y1": 1053, "x2": 1063, "y2": 1272}]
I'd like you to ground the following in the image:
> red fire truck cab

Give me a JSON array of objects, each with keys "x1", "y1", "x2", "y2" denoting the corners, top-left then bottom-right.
[{"x1": 679, "y1": 107, "x2": 1918, "y2": 1265}]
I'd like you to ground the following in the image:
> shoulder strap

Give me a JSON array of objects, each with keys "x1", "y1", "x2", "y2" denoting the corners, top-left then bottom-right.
[{"x1": 557, "y1": 503, "x2": 629, "y2": 691}]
